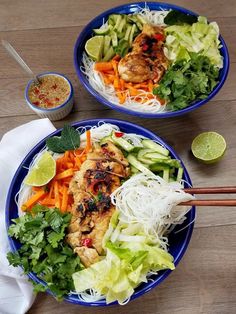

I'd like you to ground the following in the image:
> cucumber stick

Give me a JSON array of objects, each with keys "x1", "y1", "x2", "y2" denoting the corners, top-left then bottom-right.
[
  {"x1": 111, "y1": 132, "x2": 134, "y2": 152},
  {"x1": 103, "y1": 35, "x2": 111, "y2": 55},
  {"x1": 88, "y1": 12, "x2": 146, "y2": 61},
  {"x1": 103, "y1": 46, "x2": 115, "y2": 61},
  {"x1": 142, "y1": 139, "x2": 169, "y2": 157},
  {"x1": 127, "y1": 155, "x2": 153, "y2": 176},
  {"x1": 177, "y1": 167, "x2": 184, "y2": 182}
]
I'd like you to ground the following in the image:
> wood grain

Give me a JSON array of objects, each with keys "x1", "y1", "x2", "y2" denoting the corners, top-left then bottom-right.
[{"x1": 0, "y1": 0, "x2": 236, "y2": 313}]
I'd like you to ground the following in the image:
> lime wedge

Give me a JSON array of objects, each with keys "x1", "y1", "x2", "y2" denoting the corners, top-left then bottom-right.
[
  {"x1": 85, "y1": 36, "x2": 104, "y2": 61},
  {"x1": 24, "y1": 151, "x2": 56, "y2": 186},
  {"x1": 191, "y1": 132, "x2": 226, "y2": 163}
]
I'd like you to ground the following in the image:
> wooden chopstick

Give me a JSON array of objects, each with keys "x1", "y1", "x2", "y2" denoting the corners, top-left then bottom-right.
[
  {"x1": 181, "y1": 199, "x2": 236, "y2": 206},
  {"x1": 180, "y1": 186, "x2": 236, "y2": 206},
  {"x1": 183, "y1": 186, "x2": 236, "y2": 194}
]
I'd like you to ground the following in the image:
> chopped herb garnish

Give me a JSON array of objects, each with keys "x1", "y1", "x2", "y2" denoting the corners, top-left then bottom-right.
[
  {"x1": 153, "y1": 53, "x2": 219, "y2": 111},
  {"x1": 7, "y1": 206, "x2": 82, "y2": 299}
]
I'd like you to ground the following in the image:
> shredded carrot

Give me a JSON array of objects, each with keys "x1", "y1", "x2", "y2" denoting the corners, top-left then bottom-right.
[
  {"x1": 54, "y1": 181, "x2": 60, "y2": 209},
  {"x1": 94, "y1": 62, "x2": 113, "y2": 72},
  {"x1": 25, "y1": 145, "x2": 90, "y2": 213},
  {"x1": 148, "y1": 80, "x2": 154, "y2": 92},
  {"x1": 94, "y1": 58, "x2": 166, "y2": 106},
  {"x1": 39, "y1": 198, "x2": 56, "y2": 206},
  {"x1": 75, "y1": 156, "x2": 81, "y2": 168},
  {"x1": 101, "y1": 73, "x2": 112, "y2": 85},
  {"x1": 54, "y1": 168, "x2": 74, "y2": 180},
  {"x1": 85, "y1": 130, "x2": 92, "y2": 153},
  {"x1": 22, "y1": 189, "x2": 47, "y2": 211},
  {"x1": 61, "y1": 185, "x2": 69, "y2": 212}
]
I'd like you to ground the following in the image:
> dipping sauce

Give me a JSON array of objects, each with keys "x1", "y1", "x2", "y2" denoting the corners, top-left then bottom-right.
[{"x1": 28, "y1": 75, "x2": 70, "y2": 108}]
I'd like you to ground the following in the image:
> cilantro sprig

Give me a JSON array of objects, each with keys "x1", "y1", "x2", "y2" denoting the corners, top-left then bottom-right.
[
  {"x1": 7, "y1": 205, "x2": 82, "y2": 299},
  {"x1": 46, "y1": 124, "x2": 80, "y2": 153},
  {"x1": 153, "y1": 53, "x2": 219, "y2": 111}
]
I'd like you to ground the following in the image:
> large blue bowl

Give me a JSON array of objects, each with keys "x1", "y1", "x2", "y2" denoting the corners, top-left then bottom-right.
[
  {"x1": 5, "y1": 118, "x2": 195, "y2": 306},
  {"x1": 74, "y1": 2, "x2": 229, "y2": 118}
]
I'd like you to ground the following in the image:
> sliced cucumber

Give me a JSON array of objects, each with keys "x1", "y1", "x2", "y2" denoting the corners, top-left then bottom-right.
[
  {"x1": 149, "y1": 163, "x2": 170, "y2": 172},
  {"x1": 131, "y1": 165, "x2": 140, "y2": 174},
  {"x1": 145, "y1": 152, "x2": 169, "y2": 160},
  {"x1": 93, "y1": 26, "x2": 111, "y2": 35},
  {"x1": 100, "y1": 135, "x2": 113, "y2": 145},
  {"x1": 137, "y1": 148, "x2": 153, "y2": 159},
  {"x1": 110, "y1": 31, "x2": 118, "y2": 47},
  {"x1": 103, "y1": 46, "x2": 115, "y2": 61},
  {"x1": 117, "y1": 16, "x2": 126, "y2": 33},
  {"x1": 103, "y1": 35, "x2": 111, "y2": 56},
  {"x1": 150, "y1": 159, "x2": 181, "y2": 169},
  {"x1": 142, "y1": 139, "x2": 169, "y2": 157},
  {"x1": 124, "y1": 25, "x2": 132, "y2": 41},
  {"x1": 127, "y1": 155, "x2": 153, "y2": 175},
  {"x1": 108, "y1": 14, "x2": 121, "y2": 27},
  {"x1": 137, "y1": 157, "x2": 156, "y2": 165},
  {"x1": 176, "y1": 167, "x2": 184, "y2": 182},
  {"x1": 111, "y1": 132, "x2": 134, "y2": 152},
  {"x1": 129, "y1": 24, "x2": 137, "y2": 46},
  {"x1": 114, "y1": 15, "x2": 123, "y2": 30},
  {"x1": 163, "y1": 168, "x2": 170, "y2": 182}
]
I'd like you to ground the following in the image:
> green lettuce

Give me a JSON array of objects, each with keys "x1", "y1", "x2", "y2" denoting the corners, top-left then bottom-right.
[
  {"x1": 164, "y1": 16, "x2": 223, "y2": 68},
  {"x1": 72, "y1": 212, "x2": 174, "y2": 304}
]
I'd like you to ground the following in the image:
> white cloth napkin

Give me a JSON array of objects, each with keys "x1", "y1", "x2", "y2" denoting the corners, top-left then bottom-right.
[{"x1": 0, "y1": 119, "x2": 56, "y2": 314}]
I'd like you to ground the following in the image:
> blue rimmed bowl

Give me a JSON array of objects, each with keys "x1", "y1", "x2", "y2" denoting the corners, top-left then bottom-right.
[
  {"x1": 5, "y1": 118, "x2": 195, "y2": 306},
  {"x1": 25, "y1": 72, "x2": 74, "y2": 121},
  {"x1": 74, "y1": 2, "x2": 229, "y2": 118}
]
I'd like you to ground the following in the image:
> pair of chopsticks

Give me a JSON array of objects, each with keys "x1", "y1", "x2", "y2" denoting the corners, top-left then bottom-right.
[{"x1": 181, "y1": 186, "x2": 236, "y2": 206}]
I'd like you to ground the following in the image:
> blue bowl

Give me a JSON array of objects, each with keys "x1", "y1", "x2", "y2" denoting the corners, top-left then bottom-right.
[
  {"x1": 5, "y1": 118, "x2": 195, "y2": 306},
  {"x1": 74, "y1": 2, "x2": 229, "y2": 118}
]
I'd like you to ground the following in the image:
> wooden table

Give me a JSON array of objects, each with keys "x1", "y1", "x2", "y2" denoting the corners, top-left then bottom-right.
[{"x1": 0, "y1": 1, "x2": 235, "y2": 313}]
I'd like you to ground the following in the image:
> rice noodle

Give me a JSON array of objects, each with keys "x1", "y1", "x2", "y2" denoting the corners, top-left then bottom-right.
[
  {"x1": 137, "y1": 6, "x2": 168, "y2": 25},
  {"x1": 110, "y1": 173, "x2": 195, "y2": 246}
]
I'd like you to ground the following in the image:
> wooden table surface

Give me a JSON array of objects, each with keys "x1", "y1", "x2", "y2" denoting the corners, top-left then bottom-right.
[{"x1": 0, "y1": 1, "x2": 235, "y2": 313}]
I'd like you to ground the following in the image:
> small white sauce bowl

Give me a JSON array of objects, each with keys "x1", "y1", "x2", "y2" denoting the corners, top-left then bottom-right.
[{"x1": 25, "y1": 72, "x2": 74, "y2": 121}]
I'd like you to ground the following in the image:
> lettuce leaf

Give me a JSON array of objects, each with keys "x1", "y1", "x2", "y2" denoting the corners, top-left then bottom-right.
[
  {"x1": 164, "y1": 16, "x2": 223, "y2": 68},
  {"x1": 72, "y1": 212, "x2": 175, "y2": 304}
]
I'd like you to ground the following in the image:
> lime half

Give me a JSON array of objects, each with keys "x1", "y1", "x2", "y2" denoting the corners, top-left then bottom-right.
[
  {"x1": 191, "y1": 132, "x2": 226, "y2": 164},
  {"x1": 85, "y1": 36, "x2": 104, "y2": 61},
  {"x1": 24, "y1": 151, "x2": 56, "y2": 186}
]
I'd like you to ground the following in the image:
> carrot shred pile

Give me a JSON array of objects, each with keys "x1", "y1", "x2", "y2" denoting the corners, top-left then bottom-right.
[
  {"x1": 94, "y1": 56, "x2": 165, "y2": 105},
  {"x1": 22, "y1": 131, "x2": 92, "y2": 213}
]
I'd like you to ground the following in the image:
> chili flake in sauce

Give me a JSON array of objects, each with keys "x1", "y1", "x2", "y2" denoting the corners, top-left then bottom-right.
[{"x1": 28, "y1": 75, "x2": 70, "y2": 108}]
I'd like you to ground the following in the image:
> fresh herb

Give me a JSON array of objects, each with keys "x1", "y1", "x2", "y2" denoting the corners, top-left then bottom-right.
[
  {"x1": 164, "y1": 10, "x2": 198, "y2": 25},
  {"x1": 46, "y1": 124, "x2": 80, "y2": 153},
  {"x1": 7, "y1": 206, "x2": 82, "y2": 299},
  {"x1": 153, "y1": 53, "x2": 219, "y2": 111}
]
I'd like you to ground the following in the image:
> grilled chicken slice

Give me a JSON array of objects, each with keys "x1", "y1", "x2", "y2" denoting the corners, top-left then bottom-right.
[
  {"x1": 74, "y1": 246, "x2": 100, "y2": 268},
  {"x1": 88, "y1": 209, "x2": 115, "y2": 254},
  {"x1": 118, "y1": 53, "x2": 153, "y2": 83},
  {"x1": 118, "y1": 23, "x2": 168, "y2": 83},
  {"x1": 67, "y1": 141, "x2": 130, "y2": 267}
]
